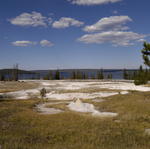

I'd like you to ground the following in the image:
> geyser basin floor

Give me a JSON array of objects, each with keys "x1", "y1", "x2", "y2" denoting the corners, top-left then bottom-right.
[{"x1": 0, "y1": 80, "x2": 150, "y2": 100}]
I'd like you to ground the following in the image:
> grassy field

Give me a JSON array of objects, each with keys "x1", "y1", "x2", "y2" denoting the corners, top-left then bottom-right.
[{"x1": 0, "y1": 91, "x2": 150, "y2": 149}]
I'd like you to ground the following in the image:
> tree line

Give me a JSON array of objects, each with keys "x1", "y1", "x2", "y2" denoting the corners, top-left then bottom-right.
[{"x1": 43, "y1": 69, "x2": 113, "y2": 80}]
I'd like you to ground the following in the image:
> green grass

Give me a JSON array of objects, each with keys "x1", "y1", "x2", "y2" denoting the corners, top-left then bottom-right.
[{"x1": 0, "y1": 91, "x2": 150, "y2": 149}]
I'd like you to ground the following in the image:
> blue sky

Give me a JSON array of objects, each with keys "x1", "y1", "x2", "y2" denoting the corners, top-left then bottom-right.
[{"x1": 0, "y1": 0, "x2": 150, "y2": 70}]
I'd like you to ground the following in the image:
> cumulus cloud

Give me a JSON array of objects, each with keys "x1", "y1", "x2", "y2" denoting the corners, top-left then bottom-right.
[
  {"x1": 40, "y1": 40, "x2": 54, "y2": 47},
  {"x1": 12, "y1": 41, "x2": 37, "y2": 47},
  {"x1": 78, "y1": 31, "x2": 146, "y2": 46},
  {"x1": 9, "y1": 12, "x2": 84, "y2": 29},
  {"x1": 9, "y1": 11, "x2": 50, "y2": 27},
  {"x1": 67, "y1": 0, "x2": 121, "y2": 5},
  {"x1": 52, "y1": 17, "x2": 84, "y2": 28},
  {"x1": 78, "y1": 15, "x2": 147, "y2": 46},
  {"x1": 83, "y1": 16, "x2": 132, "y2": 32}
]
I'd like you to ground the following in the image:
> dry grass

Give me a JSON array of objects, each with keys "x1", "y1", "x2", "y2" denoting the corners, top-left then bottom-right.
[
  {"x1": 145, "y1": 83, "x2": 150, "y2": 87},
  {"x1": 0, "y1": 90, "x2": 150, "y2": 149},
  {"x1": 0, "y1": 81, "x2": 39, "y2": 93},
  {"x1": 57, "y1": 88, "x2": 120, "y2": 94},
  {"x1": 46, "y1": 102, "x2": 69, "y2": 111}
]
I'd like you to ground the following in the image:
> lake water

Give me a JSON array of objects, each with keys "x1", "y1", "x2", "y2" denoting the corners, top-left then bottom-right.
[{"x1": 17, "y1": 69, "x2": 125, "y2": 80}]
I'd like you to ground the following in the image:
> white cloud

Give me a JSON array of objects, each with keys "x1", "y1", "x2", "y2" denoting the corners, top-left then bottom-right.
[
  {"x1": 52, "y1": 17, "x2": 84, "y2": 28},
  {"x1": 83, "y1": 16, "x2": 132, "y2": 32},
  {"x1": 78, "y1": 15, "x2": 147, "y2": 46},
  {"x1": 40, "y1": 40, "x2": 54, "y2": 47},
  {"x1": 12, "y1": 41, "x2": 37, "y2": 47},
  {"x1": 12, "y1": 40, "x2": 54, "y2": 47},
  {"x1": 9, "y1": 12, "x2": 49, "y2": 27},
  {"x1": 78, "y1": 31, "x2": 146, "y2": 46},
  {"x1": 68, "y1": 0, "x2": 121, "y2": 5}
]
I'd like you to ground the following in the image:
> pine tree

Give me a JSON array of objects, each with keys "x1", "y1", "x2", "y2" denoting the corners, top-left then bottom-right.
[
  {"x1": 134, "y1": 65, "x2": 148, "y2": 85},
  {"x1": 134, "y1": 42, "x2": 150, "y2": 85},
  {"x1": 12, "y1": 64, "x2": 19, "y2": 81},
  {"x1": 0, "y1": 74, "x2": 5, "y2": 81},
  {"x1": 132, "y1": 71, "x2": 137, "y2": 80},
  {"x1": 97, "y1": 69, "x2": 104, "y2": 79},
  {"x1": 142, "y1": 42, "x2": 150, "y2": 67},
  {"x1": 123, "y1": 69, "x2": 128, "y2": 80},
  {"x1": 107, "y1": 74, "x2": 112, "y2": 79},
  {"x1": 110, "y1": 74, "x2": 113, "y2": 79},
  {"x1": 145, "y1": 68, "x2": 150, "y2": 80},
  {"x1": 71, "y1": 71, "x2": 76, "y2": 79},
  {"x1": 91, "y1": 74, "x2": 96, "y2": 79},
  {"x1": 49, "y1": 71, "x2": 53, "y2": 80},
  {"x1": 55, "y1": 70, "x2": 60, "y2": 80},
  {"x1": 97, "y1": 71, "x2": 101, "y2": 79},
  {"x1": 76, "y1": 71, "x2": 82, "y2": 79},
  {"x1": 82, "y1": 72, "x2": 87, "y2": 80}
]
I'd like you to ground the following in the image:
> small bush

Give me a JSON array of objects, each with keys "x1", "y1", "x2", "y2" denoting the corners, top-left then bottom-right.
[
  {"x1": 134, "y1": 77, "x2": 148, "y2": 85},
  {"x1": 40, "y1": 88, "x2": 46, "y2": 98}
]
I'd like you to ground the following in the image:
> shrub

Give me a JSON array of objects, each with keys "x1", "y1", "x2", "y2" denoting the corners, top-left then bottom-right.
[{"x1": 40, "y1": 88, "x2": 46, "y2": 98}]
